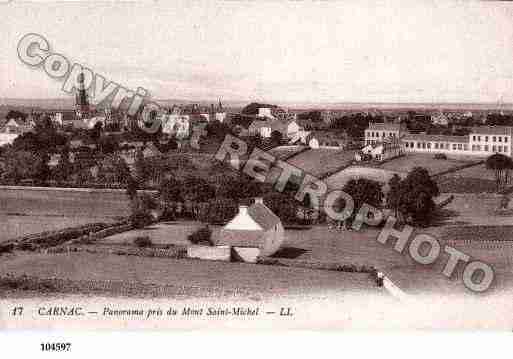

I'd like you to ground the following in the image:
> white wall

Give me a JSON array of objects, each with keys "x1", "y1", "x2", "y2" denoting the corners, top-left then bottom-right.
[
  {"x1": 187, "y1": 245, "x2": 231, "y2": 261},
  {"x1": 403, "y1": 140, "x2": 498, "y2": 157},
  {"x1": 0, "y1": 133, "x2": 19, "y2": 146},
  {"x1": 224, "y1": 208, "x2": 263, "y2": 230}
]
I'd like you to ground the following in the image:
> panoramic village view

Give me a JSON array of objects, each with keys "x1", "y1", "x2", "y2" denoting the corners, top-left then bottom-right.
[{"x1": 2, "y1": 2, "x2": 513, "y2": 329}]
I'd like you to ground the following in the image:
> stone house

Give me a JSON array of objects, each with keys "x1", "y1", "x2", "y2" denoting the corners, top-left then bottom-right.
[{"x1": 215, "y1": 198, "x2": 285, "y2": 262}]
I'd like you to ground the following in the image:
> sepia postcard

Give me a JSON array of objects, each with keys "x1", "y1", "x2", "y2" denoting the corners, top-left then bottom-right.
[{"x1": 2, "y1": 1, "x2": 513, "y2": 341}]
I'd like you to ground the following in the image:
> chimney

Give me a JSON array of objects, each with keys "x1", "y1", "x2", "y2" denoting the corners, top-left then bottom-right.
[
  {"x1": 254, "y1": 197, "x2": 264, "y2": 205},
  {"x1": 239, "y1": 205, "x2": 248, "y2": 215}
]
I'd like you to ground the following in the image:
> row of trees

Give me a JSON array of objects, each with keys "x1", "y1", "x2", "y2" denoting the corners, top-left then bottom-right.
[
  {"x1": 126, "y1": 162, "x2": 441, "y2": 228},
  {"x1": 485, "y1": 153, "x2": 513, "y2": 192},
  {"x1": 329, "y1": 167, "x2": 440, "y2": 228}
]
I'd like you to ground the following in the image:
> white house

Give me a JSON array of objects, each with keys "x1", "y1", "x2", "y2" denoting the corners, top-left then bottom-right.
[
  {"x1": 364, "y1": 123, "x2": 406, "y2": 146},
  {"x1": 248, "y1": 119, "x2": 301, "y2": 139},
  {"x1": 365, "y1": 123, "x2": 513, "y2": 158},
  {"x1": 257, "y1": 107, "x2": 275, "y2": 120},
  {"x1": 0, "y1": 118, "x2": 35, "y2": 146},
  {"x1": 159, "y1": 113, "x2": 190, "y2": 139},
  {"x1": 215, "y1": 198, "x2": 285, "y2": 263},
  {"x1": 248, "y1": 120, "x2": 273, "y2": 138},
  {"x1": 215, "y1": 112, "x2": 227, "y2": 123},
  {"x1": 402, "y1": 127, "x2": 513, "y2": 157}
]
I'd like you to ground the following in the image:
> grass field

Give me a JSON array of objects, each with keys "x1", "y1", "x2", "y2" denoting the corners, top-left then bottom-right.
[
  {"x1": 435, "y1": 163, "x2": 498, "y2": 193},
  {"x1": 0, "y1": 188, "x2": 129, "y2": 242},
  {"x1": 268, "y1": 145, "x2": 307, "y2": 160},
  {"x1": 99, "y1": 221, "x2": 219, "y2": 246},
  {"x1": 324, "y1": 166, "x2": 403, "y2": 192},
  {"x1": 285, "y1": 148, "x2": 355, "y2": 178},
  {"x1": 0, "y1": 251, "x2": 378, "y2": 299},
  {"x1": 377, "y1": 153, "x2": 478, "y2": 176}
]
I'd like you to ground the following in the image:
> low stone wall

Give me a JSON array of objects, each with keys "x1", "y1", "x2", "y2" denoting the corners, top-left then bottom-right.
[
  {"x1": 0, "y1": 274, "x2": 255, "y2": 299},
  {"x1": 258, "y1": 257, "x2": 377, "y2": 273},
  {"x1": 48, "y1": 244, "x2": 188, "y2": 259},
  {"x1": 0, "y1": 221, "x2": 133, "y2": 253},
  {"x1": 187, "y1": 245, "x2": 231, "y2": 261}
]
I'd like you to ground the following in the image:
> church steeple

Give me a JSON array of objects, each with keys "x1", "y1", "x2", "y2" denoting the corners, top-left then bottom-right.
[{"x1": 75, "y1": 72, "x2": 89, "y2": 118}]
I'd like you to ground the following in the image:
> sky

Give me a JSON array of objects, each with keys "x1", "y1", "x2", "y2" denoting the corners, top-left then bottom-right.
[{"x1": 2, "y1": 1, "x2": 513, "y2": 104}]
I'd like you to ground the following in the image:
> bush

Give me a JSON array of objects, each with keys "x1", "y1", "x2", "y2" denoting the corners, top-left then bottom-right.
[
  {"x1": 187, "y1": 226, "x2": 213, "y2": 245},
  {"x1": 198, "y1": 199, "x2": 238, "y2": 224},
  {"x1": 434, "y1": 153, "x2": 447, "y2": 160},
  {"x1": 133, "y1": 236, "x2": 153, "y2": 248},
  {"x1": 130, "y1": 210, "x2": 154, "y2": 229}
]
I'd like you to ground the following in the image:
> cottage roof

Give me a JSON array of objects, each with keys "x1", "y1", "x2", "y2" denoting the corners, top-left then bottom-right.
[
  {"x1": 367, "y1": 123, "x2": 402, "y2": 132},
  {"x1": 247, "y1": 202, "x2": 281, "y2": 230},
  {"x1": 216, "y1": 201, "x2": 281, "y2": 248},
  {"x1": 215, "y1": 229, "x2": 265, "y2": 248},
  {"x1": 471, "y1": 126, "x2": 513, "y2": 136},
  {"x1": 403, "y1": 134, "x2": 468, "y2": 143}
]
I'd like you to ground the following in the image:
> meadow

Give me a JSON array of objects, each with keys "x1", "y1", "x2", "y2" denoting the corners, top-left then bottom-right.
[
  {"x1": 285, "y1": 148, "x2": 355, "y2": 178},
  {"x1": 0, "y1": 188, "x2": 130, "y2": 242}
]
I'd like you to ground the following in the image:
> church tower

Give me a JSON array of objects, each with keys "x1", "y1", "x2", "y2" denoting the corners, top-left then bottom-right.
[{"x1": 75, "y1": 72, "x2": 90, "y2": 119}]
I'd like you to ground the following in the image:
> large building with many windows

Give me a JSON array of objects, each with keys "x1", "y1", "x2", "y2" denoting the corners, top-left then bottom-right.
[{"x1": 364, "y1": 123, "x2": 513, "y2": 158}]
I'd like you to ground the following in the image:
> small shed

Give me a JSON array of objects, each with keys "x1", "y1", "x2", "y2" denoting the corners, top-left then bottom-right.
[{"x1": 215, "y1": 198, "x2": 285, "y2": 262}]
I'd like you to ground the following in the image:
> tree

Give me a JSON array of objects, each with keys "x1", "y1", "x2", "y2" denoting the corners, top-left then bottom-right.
[
  {"x1": 53, "y1": 147, "x2": 73, "y2": 182},
  {"x1": 198, "y1": 198, "x2": 238, "y2": 224},
  {"x1": 397, "y1": 167, "x2": 439, "y2": 226},
  {"x1": 125, "y1": 174, "x2": 139, "y2": 202},
  {"x1": 485, "y1": 153, "x2": 513, "y2": 192},
  {"x1": 159, "y1": 177, "x2": 183, "y2": 218},
  {"x1": 181, "y1": 176, "x2": 215, "y2": 218},
  {"x1": 247, "y1": 133, "x2": 263, "y2": 151},
  {"x1": 264, "y1": 191, "x2": 298, "y2": 224},
  {"x1": 0, "y1": 150, "x2": 45, "y2": 182},
  {"x1": 270, "y1": 130, "x2": 283, "y2": 147},
  {"x1": 339, "y1": 178, "x2": 384, "y2": 228},
  {"x1": 134, "y1": 149, "x2": 148, "y2": 184},
  {"x1": 97, "y1": 154, "x2": 130, "y2": 186},
  {"x1": 11, "y1": 119, "x2": 66, "y2": 153},
  {"x1": 206, "y1": 120, "x2": 231, "y2": 142},
  {"x1": 90, "y1": 121, "x2": 103, "y2": 142},
  {"x1": 5, "y1": 110, "x2": 27, "y2": 120},
  {"x1": 386, "y1": 174, "x2": 402, "y2": 218},
  {"x1": 98, "y1": 135, "x2": 119, "y2": 154}
]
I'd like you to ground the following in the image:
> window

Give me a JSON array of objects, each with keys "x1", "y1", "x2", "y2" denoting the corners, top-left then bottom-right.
[
  {"x1": 493, "y1": 136, "x2": 496, "y2": 142},
  {"x1": 505, "y1": 137, "x2": 508, "y2": 143},
  {"x1": 452, "y1": 144, "x2": 457, "y2": 150},
  {"x1": 499, "y1": 137, "x2": 502, "y2": 142},
  {"x1": 484, "y1": 145, "x2": 489, "y2": 151},
  {"x1": 472, "y1": 145, "x2": 475, "y2": 151},
  {"x1": 464, "y1": 144, "x2": 468, "y2": 151},
  {"x1": 505, "y1": 146, "x2": 509, "y2": 153},
  {"x1": 485, "y1": 136, "x2": 488, "y2": 142},
  {"x1": 427, "y1": 143, "x2": 431, "y2": 149},
  {"x1": 493, "y1": 145, "x2": 496, "y2": 152},
  {"x1": 457, "y1": 144, "x2": 462, "y2": 150},
  {"x1": 498, "y1": 146, "x2": 502, "y2": 153},
  {"x1": 478, "y1": 136, "x2": 481, "y2": 141},
  {"x1": 473, "y1": 136, "x2": 476, "y2": 141},
  {"x1": 476, "y1": 145, "x2": 481, "y2": 151},
  {"x1": 422, "y1": 142, "x2": 426, "y2": 149},
  {"x1": 434, "y1": 143, "x2": 439, "y2": 149},
  {"x1": 417, "y1": 142, "x2": 421, "y2": 148}
]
